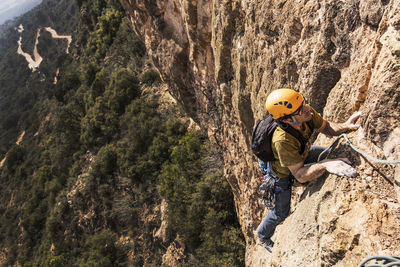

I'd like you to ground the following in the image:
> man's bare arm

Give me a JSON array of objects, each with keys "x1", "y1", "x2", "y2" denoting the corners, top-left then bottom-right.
[
  {"x1": 288, "y1": 161, "x2": 326, "y2": 183},
  {"x1": 318, "y1": 111, "x2": 361, "y2": 137},
  {"x1": 288, "y1": 158, "x2": 358, "y2": 183}
]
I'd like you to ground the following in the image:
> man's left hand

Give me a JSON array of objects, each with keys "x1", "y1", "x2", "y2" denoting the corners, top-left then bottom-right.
[{"x1": 344, "y1": 111, "x2": 362, "y2": 132}]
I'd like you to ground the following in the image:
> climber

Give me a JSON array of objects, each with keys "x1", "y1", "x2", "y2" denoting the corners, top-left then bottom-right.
[{"x1": 256, "y1": 88, "x2": 361, "y2": 253}]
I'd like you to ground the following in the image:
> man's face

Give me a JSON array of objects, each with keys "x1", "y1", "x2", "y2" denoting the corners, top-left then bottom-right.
[
  {"x1": 293, "y1": 104, "x2": 312, "y2": 122},
  {"x1": 282, "y1": 103, "x2": 313, "y2": 125}
]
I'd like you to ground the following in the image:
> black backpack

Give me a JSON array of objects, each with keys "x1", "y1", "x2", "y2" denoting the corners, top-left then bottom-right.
[{"x1": 251, "y1": 114, "x2": 314, "y2": 162}]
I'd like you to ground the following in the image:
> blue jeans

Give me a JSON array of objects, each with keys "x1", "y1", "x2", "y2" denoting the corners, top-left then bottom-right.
[{"x1": 257, "y1": 145, "x2": 326, "y2": 242}]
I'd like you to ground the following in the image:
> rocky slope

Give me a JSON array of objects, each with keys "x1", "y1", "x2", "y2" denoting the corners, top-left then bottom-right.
[{"x1": 120, "y1": 0, "x2": 400, "y2": 265}]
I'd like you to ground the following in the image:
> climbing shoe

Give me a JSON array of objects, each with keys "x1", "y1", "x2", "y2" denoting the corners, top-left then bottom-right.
[{"x1": 260, "y1": 239, "x2": 274, "y2": 253}]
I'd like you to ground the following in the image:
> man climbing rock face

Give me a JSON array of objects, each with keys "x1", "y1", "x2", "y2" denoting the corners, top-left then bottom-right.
[{"x1": 255, "y1": 88, "x2": 361, "y2": 253}]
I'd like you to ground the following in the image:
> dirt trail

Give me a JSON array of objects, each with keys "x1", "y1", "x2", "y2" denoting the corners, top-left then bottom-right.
[
  {"x1": 17, "y1": 27, "x2": 42, "y2": 71},
  {"x1": 0, "y1": 131, "x2": 25, "y2": 168},
  {"x1": 44, "y1": 27, "x2": 72, "y2": 53},
  {"x1": 0, "y1": 157, "x2": 5, "y2": 168},
  {"x1": 16, "y1": 131, "x2": 25, "y2": 145},
  {"x1": 16, "y1": 24, "x2": 72, "y2": 71}
]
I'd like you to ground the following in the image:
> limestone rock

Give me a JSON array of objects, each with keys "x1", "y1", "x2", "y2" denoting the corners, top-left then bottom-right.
[
  {"x1": 162, "y1": 236, "x2": 186, "y2": 267},
  {"x1": 154, "y1": 199, "x2": 168, "y2": 243},
  {"x1": 359, "y1": 0, "x2": 384, "y2": 27},
  {"x1": 121, "y1": 0, "x2": 400, "y2": 265}
]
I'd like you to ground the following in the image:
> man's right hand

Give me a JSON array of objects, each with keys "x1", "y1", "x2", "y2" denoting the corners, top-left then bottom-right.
[
  {"x1": 288, "y1": 157, "x2": 358, "y2": 183},
  {"x1": 321, "y1": 158, "x2": 358, "y2": 178}
]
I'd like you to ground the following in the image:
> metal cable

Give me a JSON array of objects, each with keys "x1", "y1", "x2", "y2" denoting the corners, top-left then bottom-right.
[
  {"x1": 317, "y1": 134, "x2": 400, "y2": 164},
  {"x1": 358, "y1": 256, "x2": 400, "y2": 267},
  {"x1": 317, "y1": 134, "x2": 343, "y2": 162}
]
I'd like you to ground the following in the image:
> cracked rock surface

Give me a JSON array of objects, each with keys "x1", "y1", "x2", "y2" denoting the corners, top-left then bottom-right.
[{"x1": 121, "y1": 0, "x2": 400, "y2": 265}]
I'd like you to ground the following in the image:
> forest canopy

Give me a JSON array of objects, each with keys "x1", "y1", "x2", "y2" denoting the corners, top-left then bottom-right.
[{"x1": 0, "y1": 0, "x2": 245, "y2": 266}]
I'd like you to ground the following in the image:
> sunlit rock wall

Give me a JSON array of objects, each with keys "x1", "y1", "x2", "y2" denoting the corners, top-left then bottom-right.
[{"x1": 120, "y1": 0, "x2": 400, "y2": 265}]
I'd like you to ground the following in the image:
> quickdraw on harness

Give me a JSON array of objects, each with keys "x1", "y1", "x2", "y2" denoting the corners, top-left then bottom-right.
[
  {"x1": 259, "y1": 173, "x2": 276, "y2": 210},
  {"x1": 258, "y1": 161, "x2": 277, "y2": 210}
]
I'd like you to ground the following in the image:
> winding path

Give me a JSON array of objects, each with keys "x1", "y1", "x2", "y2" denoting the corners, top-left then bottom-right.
[
  {"x1": 44, "y1": 27, "x2": 72, "y2": 53},
  {"x1": 16, "y1": 24, "x2": 72, "y2": 71},
  {"x1": 17, "y1": 27, "x2": 42, "y2": 71}
]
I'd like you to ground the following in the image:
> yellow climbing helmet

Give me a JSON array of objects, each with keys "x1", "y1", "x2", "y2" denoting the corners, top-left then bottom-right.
[{"x1": 265, "y1": 88, "x2": 304, "y2": 119}]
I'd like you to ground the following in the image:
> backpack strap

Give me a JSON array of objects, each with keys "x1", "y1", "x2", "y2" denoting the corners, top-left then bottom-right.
[{"x1": 276, "y1": 121, "x2": 314, "y2": 155}]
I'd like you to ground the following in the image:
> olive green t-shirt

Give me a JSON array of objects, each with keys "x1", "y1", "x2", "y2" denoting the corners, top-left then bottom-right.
[{"x1": 270, "y1": 105, "x2": 324, "y2": 178}]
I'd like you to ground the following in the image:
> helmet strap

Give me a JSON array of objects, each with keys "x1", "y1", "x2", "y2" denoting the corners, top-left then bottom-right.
[{"x1": 290, "y1": 115, "x2": 300, "y2": 124}]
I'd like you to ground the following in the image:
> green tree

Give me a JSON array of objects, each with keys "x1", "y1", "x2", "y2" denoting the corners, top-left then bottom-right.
[
  {"x1": 5, "y1": 145, "x2": 25, "y2": 173},
  {"x1": 54, "y1": 70, "x2": 81, "y2": 103},
  {"x1": 86, "y1": 9, "x2": 123, "y2": 61},
  {"x1": 79, "y1": 230, "x2": 125, "y2": 267},
  {"x1": 48, "y1": 255, "x2": 68, "y2": 267},
  {"x1": 159, "y1": 133, "x2": 245, "y2": 265},
  {"x1": 80, "y1": 97, "x2": 119, "y2": 148},
  {"x1": 140, "y1": 69, "x2": 162, "y2": 86},
  {"x1": 106, "y1": 68, "x2": 140, "y2": 115},
  {"x1": 90, "y1": 144, "x2": 117, "y2": 184},
  {"x1": 117, "y1": 100, "x2": 185, "y2": 183},
  {"x1": 81, "y1": 62, "x2": 100, "y2": 86}
]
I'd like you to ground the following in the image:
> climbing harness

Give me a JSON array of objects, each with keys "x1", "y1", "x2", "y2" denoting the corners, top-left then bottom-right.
[
  {"x1": 357, "y1": 256, "x2": 400, "y2": 267},
  {"x1": 317, "y1": 133, "x2": 400, "y2": 164}
]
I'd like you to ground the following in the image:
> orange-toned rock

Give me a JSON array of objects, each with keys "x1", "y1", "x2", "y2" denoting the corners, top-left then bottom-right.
[{"x1": 121, "y1": 0, "x2": 400, "y2": 265}]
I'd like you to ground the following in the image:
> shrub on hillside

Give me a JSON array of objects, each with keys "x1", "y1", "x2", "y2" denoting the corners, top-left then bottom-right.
[
  {"x1": 5, "y1": 145, "x2": 25, "y2": 172},
  {"x1": 158, "y1": 132, "x2": 245, "y2": 265},
  {"x1": 79, "y1": 230, "x2": 126, "y2": 266},
  {"x1": 107, "y1": 68, "x2": 140, "y2": 114},
  {"x1": 140, "y1": 69, "x2": 161, "y2": 86}
]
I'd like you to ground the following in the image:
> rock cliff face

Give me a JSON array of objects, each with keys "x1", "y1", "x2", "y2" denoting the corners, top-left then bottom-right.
[{"x1": 120, "y1": 0, "x2": 400, "y2": 265}]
